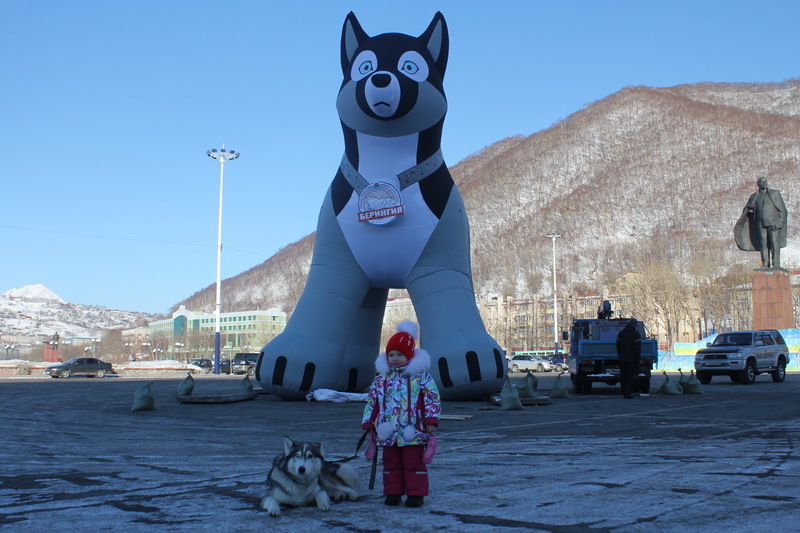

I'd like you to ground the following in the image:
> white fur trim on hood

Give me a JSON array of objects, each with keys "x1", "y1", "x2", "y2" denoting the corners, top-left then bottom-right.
[{"x1": 374, "y1": 347, "x2": 431, "y2": 376}]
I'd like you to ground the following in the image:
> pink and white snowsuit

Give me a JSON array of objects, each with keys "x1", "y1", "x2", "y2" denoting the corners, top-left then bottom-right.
[{"x1": 361, "y1": 348, "x2": 441, "y2": 496}]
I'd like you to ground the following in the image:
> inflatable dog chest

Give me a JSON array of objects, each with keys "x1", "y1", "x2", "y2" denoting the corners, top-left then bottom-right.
[{"x1": 257, "y1": 12, "x2": 505, "y2": 400}]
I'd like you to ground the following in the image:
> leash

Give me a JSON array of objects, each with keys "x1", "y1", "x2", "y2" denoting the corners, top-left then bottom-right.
[
  {"x1": 331, "y1": 430, "x2": 378, "y2": 490},
  {"x1": 367, "y1": 433, "x2": 377, "y2": 490},
  {"x1": 333, "y1": 430, "x2": 369, "y2": 463}
]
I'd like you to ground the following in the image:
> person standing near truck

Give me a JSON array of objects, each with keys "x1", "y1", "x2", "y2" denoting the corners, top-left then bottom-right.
[{"x1": 616, "y1": 318, "x2": 642, "y2": 399}]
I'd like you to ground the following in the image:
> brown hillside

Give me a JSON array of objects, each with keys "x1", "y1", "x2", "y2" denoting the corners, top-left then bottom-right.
[{"x1": 177, "y1": 80, "x2": 800, "y2": 314}]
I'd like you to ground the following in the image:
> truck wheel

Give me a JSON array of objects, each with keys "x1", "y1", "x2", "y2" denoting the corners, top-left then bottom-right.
[
  {"x1": 771, "y1": 359, "x2": 786, "y2": 383},
  {"x1": 739, "y1": 360, "x2": 757, "y2": 384},
  {"x1": 573, "y1": 376, "x2": 591, "y2": 394},
  {"x1": 571, "y1": 375, "x2": 583, "y2": 394},
  {"x1": 697, "y1": 371, "x2": 711, "y2": 385}
]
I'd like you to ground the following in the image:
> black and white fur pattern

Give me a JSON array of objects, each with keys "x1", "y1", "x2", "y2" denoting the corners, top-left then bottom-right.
[{"x1": 260, "y1": 437, "x2": 359, "y2": 516}]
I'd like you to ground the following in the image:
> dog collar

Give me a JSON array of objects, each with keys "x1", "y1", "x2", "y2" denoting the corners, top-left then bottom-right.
[{"x1": 339, "y1": 149, "x2": 444, "y2": 195}]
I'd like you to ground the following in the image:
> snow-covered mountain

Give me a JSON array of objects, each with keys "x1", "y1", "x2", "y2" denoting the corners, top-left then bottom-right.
[
  {"x1": 2, "y1": 284, "x2": 64, "y2": 303},
  {"x1": 0, "y1": 284, "x2": 160, "y2": 341}
]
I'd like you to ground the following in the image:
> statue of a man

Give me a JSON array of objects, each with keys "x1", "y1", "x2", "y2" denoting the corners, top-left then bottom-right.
[{"x1": 734, "y1": 177, "x2": 788, "y2": 268}]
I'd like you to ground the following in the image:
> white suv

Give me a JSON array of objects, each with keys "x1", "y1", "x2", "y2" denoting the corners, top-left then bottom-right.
[
  {"x1": 694, "y1": 330, "x2": 789, "y2": 384},
  {"x1": 508, "y1": 354, "x2": 553, "y2": 373}
]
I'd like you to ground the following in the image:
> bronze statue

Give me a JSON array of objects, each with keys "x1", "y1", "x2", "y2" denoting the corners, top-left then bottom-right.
[{"x1": 734, "y1": 177, "x2": 788, "y2": 268}]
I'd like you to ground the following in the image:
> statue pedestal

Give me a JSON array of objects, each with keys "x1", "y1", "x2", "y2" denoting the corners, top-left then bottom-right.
[
  {"x1": 751, "y1": 269, "x2": 795, "y2": 330},
  {"x1": 43, "y1": 346, "x2": 61, "y2": 362}
]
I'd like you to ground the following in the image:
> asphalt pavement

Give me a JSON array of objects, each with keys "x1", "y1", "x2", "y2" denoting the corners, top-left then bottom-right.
[{"x1": 1, "y1": 371, "x2": 799, "y2": 532}]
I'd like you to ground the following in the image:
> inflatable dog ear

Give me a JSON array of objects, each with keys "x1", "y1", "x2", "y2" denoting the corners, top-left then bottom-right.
[
  {"x1": 419, "y1": 12, "x2": 448, "y2": 77},
  {"x1": 257, "y1": 12, "x2": 506, "y2": 401},
  {"x1": 341, "y1": 12, "x2": 448, "y2": 78},
  {"x1": 340, "y1": 13, "x2": 367, "y2": 73}
]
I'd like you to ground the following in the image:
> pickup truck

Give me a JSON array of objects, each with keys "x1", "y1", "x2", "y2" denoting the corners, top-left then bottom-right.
[
  {"x1": 566, "y1": 303, "x2": 658, "y2": 394},
  {"x1": 694, "y1": 330, "x2": 789, "y2": 384}
]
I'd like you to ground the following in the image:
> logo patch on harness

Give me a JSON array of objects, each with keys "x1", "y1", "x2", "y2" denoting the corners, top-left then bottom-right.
[{"x1": 357, "y1": 182, "x2": 404, "y2": 225}]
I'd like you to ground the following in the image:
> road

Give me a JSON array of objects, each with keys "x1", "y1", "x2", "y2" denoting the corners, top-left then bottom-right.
[{"x1": 1, "y1": 372, "x2": 798, "y2": 532}]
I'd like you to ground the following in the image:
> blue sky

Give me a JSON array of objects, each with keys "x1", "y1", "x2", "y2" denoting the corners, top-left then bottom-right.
[{"x1": 2, "y1": 0, "x2": 798, "y2": 314}]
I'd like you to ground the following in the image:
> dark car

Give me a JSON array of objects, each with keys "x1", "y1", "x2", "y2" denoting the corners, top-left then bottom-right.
[
  {"x1": 546, "y1": 353, "x2": 569, "y2": 372},
  {"x1": 232, "y1": 352, "x2": 259, "y2": 376},
  {"x1": 46, "y1": 357, "x2": 113, "y2": 378}
]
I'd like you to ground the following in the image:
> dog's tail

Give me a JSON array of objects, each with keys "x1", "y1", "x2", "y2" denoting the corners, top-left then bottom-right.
[{"x1": 338, "y1": 462, "x2": 359, "y2": 489}]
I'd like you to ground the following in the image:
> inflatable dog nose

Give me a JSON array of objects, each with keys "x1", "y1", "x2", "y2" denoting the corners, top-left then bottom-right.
[{"x1": 370, "y1": 73, "x2": 391, "y2": 88}]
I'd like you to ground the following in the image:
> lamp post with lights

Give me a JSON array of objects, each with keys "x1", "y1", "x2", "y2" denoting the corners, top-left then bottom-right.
[
  {"x1": 141, "y1": 342, "x2": 150, "y2": 361},
  {"x1": 545, "y1": 234, "x2": 561, "y2": 359},
  {"x1": 206, "y1": 146, "x2": 240, "y2": 374}
]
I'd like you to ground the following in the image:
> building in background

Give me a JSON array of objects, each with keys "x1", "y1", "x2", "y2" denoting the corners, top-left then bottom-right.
[{"x1": 122, "y1": 305, "x2": 286, "y2": 360}]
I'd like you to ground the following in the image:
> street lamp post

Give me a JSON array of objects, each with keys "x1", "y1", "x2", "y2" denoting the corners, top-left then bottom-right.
[
  {"x1": 206, "y1": 146, "x2": 240, "y2": 374},
  {"x1": 545, "y1": 234, "x2": 561, "y2": 360},
  {"x1": 174, "y1": 342, "x2": 184, "y2": 362},
  {"x1": 141, "y1": 342, "x2": 150, "y2": 361}
]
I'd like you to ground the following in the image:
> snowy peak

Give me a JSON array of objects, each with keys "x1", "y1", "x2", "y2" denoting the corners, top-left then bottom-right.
[
  {"x1": 0, "y1": 286, "x2": 160, "y2": 341},
  {"x1": 2, "y1": 284, "x2": 64, "y2": 303}
]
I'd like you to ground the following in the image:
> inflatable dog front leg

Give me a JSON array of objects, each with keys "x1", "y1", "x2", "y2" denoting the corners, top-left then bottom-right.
[
  {"x1": 407, "y1": 189, "x2": 506, "y2": 400},
  {"x1": 256, "y1": 192, "x2": 386, "y2": 400}
]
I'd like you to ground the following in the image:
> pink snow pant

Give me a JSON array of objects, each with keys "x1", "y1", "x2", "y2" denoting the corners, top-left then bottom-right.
[{"x1": 382, "y1": 445, "x2": 428, "y2": 496}]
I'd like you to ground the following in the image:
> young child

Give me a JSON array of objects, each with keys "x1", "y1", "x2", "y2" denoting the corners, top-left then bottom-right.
[{"x1": 361, "y1": 321, "x2": 441, "y2": 508}]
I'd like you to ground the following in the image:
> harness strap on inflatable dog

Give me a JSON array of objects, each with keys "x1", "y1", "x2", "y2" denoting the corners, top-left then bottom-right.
[{"x1": 339, "y1": 149, "x2": 444, "y2": 194}]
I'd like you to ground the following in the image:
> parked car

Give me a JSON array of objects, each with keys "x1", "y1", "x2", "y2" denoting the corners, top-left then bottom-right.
[
  {"x1": 694, "y1": 330, "x2": 789, "y2": 384},
  {"x1": 508, "y1": 354, "x2": 554, "y2": 373},
  {"x1": 545, "y1": 354, "x2": 569, "y2": 372},
  {"x1": 189, "y1": 358, "x2": 214, "y2": 374},
  {"x1": 188, "y1": 358, "x2": 231, "y2": 374},
  {"x1": 232, "y1": 352, "x2": 259, "y2": 376},
  {"x1": 46, "y1": 357, "x2": 113, "y2": 378}
]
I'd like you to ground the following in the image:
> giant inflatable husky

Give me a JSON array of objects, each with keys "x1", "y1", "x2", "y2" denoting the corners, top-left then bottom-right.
[{"x1": 256, "y1": 12, "x2": 505, "y2": 400}]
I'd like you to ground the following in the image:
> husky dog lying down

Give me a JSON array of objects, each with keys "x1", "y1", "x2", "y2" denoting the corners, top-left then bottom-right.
[{"x1": 261, "y1": 437, "x2": 359, "y2": 516}]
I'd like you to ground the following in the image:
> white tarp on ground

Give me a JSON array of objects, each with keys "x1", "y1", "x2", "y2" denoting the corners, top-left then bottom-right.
[{"x1": 306, "y1": 389, "x2": 368, "y2": 402}]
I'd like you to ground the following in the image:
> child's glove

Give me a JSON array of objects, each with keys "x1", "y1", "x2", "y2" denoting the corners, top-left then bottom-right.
[
  {"x1": 365, "y1": 431, "x2": 377, "y2": 461},
  {"x1": 423, "y1": 435, "x2": 437, "y2": 464}
]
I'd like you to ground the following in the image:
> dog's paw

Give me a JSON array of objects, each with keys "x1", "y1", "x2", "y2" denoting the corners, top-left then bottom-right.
[
  {"x1": 316, "y1": 491, "x2": 331, "y2": 512},
  {"x1": 261, "y1": 496, "x2": 281, "y2": 516},
  {"x1": 344, "y1": 488, "x2": 359, "y2": 501}
]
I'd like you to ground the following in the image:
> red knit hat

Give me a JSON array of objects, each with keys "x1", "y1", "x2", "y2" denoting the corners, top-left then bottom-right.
[{"x1": 385, "y1": 321, "x2": 419, "y2": 360}]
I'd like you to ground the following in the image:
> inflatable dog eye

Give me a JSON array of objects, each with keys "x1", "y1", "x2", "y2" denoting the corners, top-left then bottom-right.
[{"x1": 256, "y1": 12, "x2": 506, "y2": 400}]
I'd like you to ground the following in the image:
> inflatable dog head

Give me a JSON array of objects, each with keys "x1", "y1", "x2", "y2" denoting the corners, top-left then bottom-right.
[{"x1": 337, "y1": 12, "x2": 449, "y2": 138}]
